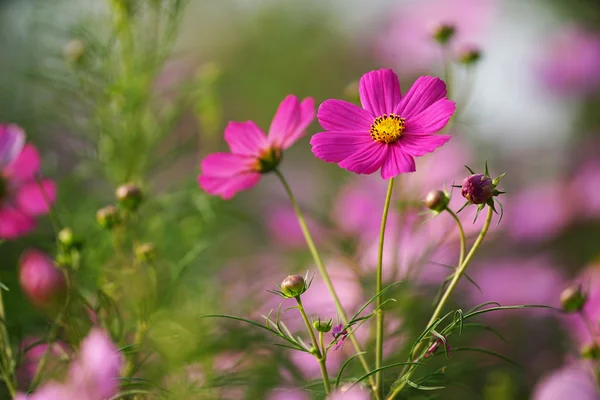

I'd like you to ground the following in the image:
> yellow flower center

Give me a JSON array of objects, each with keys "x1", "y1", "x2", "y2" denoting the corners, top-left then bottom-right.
[{"x1": 369, "y1": 114, "x2": 405, "y2": 144}]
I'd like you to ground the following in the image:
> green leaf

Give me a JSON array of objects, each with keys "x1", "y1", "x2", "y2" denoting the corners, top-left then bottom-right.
[
  {"x1": 463, "y1": 304, "x2": 554, "y2": 320},
  {"x1": 199, "y1": 314, "x2": 272, "y2": 334},
  {"x1": 409, "y1": 310, "x2": 455, "y2": 360},
  {"x1": 334, "y1": 352, "x2": 367, "y2": 389},
  {"x1": 404, "y1": 378, "x2": 445, "y2": 391},
  {"x1": 459, "y1": 323, "x2": 507, "y2": 343},
  {"x1": 448, "y1": 347, "x2": 523, "y2": 369},
  {"x1": 349, "y1": 282, "x2": 402, "y2": 324},
  {"x1": 348, "y1": 362, "x2": 422, "y2": 391}
]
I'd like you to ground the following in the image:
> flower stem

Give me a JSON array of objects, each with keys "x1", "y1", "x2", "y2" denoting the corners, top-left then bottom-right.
[
  {"x1": 386, "y1": 207, "x2": 494, "y2": 400},
  {"x1": 274, "y1": 170, "x2": 379, "y2": 399},
  {"x1": 375, "y1": 178, "x2": 395, "y2": 396},
  {"x1": 296, "y1": 297, "x2": 330, "y2": 394},
  {"x1": 446, "y1": 208, "x2": 466, "y2": 268},
  {"x1": 0, "y1": 281, "x2": 15, "y2": 397}
]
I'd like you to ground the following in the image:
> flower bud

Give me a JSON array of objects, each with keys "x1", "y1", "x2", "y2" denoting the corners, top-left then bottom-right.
[
  {"x1": 135, "y1": 243, "x2": 156, "y2": 263},
  {"x1": 19, "y1": 249, "x2": 67, "y2": 309},
  {"x1": 280, "y1": 275, "x2": 306, "y2": 298},
  {"x1": 57, "y1": 228, "x2": 82, "y2": 251},
  {"x1": 424, "y1": 190, "x2": 449, "y2": 212},
  {"x1": 115, "y1": 183, "x2": 143, "y2": 211},
  {"x1": 457, "y1": 46, "x2": 482, "y2": 65},
  {"x1": 63, "y1": 39, "x2": 85, "y2": 64},
  {"x1": 312, "y1": 318, "x2": 333, "y2": 333},
  {"x1": 560, "y1": 284, "x2": 587, "y2": 313},
  {"x1": 461, "y1": 174, "x2": 494, "y2": 204},
  {"x1": 581, "y1": 343, "x2": 600, "y2": 360},
  {"x1": 96, "y1": 205, "x2": 120, "y2": 230},
  {"x1": 431, "y1": 23, "x2": 456, "y2": 45}
]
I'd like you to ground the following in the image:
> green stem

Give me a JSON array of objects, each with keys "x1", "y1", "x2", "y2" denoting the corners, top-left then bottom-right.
[
  {"x1": 296, "y1": 297, "x2": 329, "y2": 394},
  {"x1": 274, "y1": 170, "x2": 379, "y2": 399},
  {"x1": 123, "y1": 319, "x2": 148, "y2": 377},
  {"x1": 446, "y1": 208, "x2": 466, "y2": 267},
  {"x1": 0, "y1": 281, "x2": 15, "y2": 396},
  {"x1": 375, "y1": 178, "x2": 395, "y2": 396},
  {"x1": 386, "y1": 207, "x2": 494, "y2": 400}
]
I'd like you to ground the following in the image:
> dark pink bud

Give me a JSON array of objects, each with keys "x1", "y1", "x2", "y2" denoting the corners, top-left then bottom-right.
[
  {"x1": 461, "y1": 174, "x2": 494, "y2": 204},
  {"x1": 19, "y1": 249, "x2": 67, "y2": 309}
]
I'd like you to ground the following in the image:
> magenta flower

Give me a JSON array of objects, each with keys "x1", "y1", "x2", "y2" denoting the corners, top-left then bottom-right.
[
  {"x1": 0, "y1": 128, "x2": 56, "y2": 239},
  {"x1": 311, "y1": 69, "x2": 455, "y2": 178},
  {"x1": 198, "y1": 95, "x2": 314, "y2": 199},
  {"x1": 19, "y1": 249, "x2": 67, "y2": 309},
  {"x1": 532, "y1": 363, "x2": 599, "y2": 400}
]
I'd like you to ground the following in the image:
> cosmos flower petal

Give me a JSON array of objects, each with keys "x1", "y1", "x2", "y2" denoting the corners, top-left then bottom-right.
[
  {"x1": 381, "y1": 144, "x2": 416, "y2": 179},
  {"x1": 4, "y1": 144, "x2": 41, "y2": 182},
  {"x1": 394, "y1": 76, "x2": 448, "y2": 119},
  {"x1": 310, "y1": 131, "x2": 373, "y2": 163},
  {"x1": 0, "y1": 124, "x2": 25, "y2": 168},
  {"x1": 317, "y1": 99, "x2": 373, "y2": 131},
  {"x1": 0, "y1": 206, "x2": 35, "y2": 239},
  {"x1": 198, "y1": 173, "x2": 261, "y2": 200},
  {"x1": 224, "y1": 121, "x2": 269, "y2": 156},
  {"x1": 200, "y1": 153, "x2": 257, "y2": 178},
  {"x1": 399, "y1": 134, "x2": 451, "y2": 156},
  {"x1": 339, "y1": 141, "x2": 388, "y2": 175},
  {"x1": 404, "y1": 98, "x2": 456, "y2": 135},
  {"x1": 359, "y1": 69, "x2": 402, "y2": 117},
  {"x1": 269, "y1": 96, "x2": 315, "y2": 150},
  {"x1": 15, "y1": 180, "x2": 57, "y2": 216}
]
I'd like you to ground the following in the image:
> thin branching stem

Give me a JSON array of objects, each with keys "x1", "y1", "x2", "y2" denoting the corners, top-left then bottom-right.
[{"x1": 296, "y1": 297, "x2": 329, "y2": 394}]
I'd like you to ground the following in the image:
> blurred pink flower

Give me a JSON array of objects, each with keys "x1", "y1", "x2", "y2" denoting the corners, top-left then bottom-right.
[
  {"x1": 311, "y1": 69, "x2": 454, "y2": 178},
  {"x1": 469, "y1": 257, "x2": 565, "y2": 314},
  {"x1": 568, "y1": 264, "x2": 600, "y2": 346},
  {"x1": 376, "y1": 0, "x2": 496, "y2": 74},
  {"x1": 570, "y1": 158, "x2": 600, "y2": 218},
  {"x1": 289, "y1": 349, "x2": 345, "y2": 381},
  {"x1": 0, "y1": 124, "x2": 25, "y2": 167},
  {"x1": 532, "y1": 363, "x2": 599, "y2": 400},
  {"x1": 17, "y1": 337, "x2": 69, "y2": 389},
  {"x1": 19, "y1": 249, "x2": 67, "y2": 309},
  {"x1": 329, "y1": 385, "x2": 371, "y2": 399},
  {"x1": 268, "y1": 387, "x2": 310, "y2": 400},
  {"x1": 536, "y1": 26, "x2": 600, "y2": 96},
  {"x1": 266, "y1": 206, "x2": 326, "y2": 249},
  {"x1": 0, "y1": 140, "x2": 56, "y2": 239},
  {"x1": 198, "y1": 95, "x2": 314, "y2": 199},
  {"x1": 504, "y1": 182, "x2": 573, "y2": 242}
]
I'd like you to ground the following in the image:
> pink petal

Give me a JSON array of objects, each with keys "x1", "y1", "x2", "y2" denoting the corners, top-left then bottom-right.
[
  {"x1": 310, "y1": 131, "x2": 373, "y2": 163},
  {"x1": 15, "y1": 180, "x2": 57, "y2": 216},
  {"x1": 381, "y1": 144, "x2": 416, "y2": 178},
  {"x1": 269, "y1": 96, "x2": 315, "y2": 150},
  {"x1": 359, "y1": 69, "x2": 402, "y2": 117},
  {"x1": 197, "y1": 173, "x2": 261, "y2": 200},
  {"x1": 339, "y1": 141, "x2": 388, "y2": 174},
  {"x1": 317, "y1": 99, "x2": 373, "y2": 131},
  {"x1": 394, "y1": 76, "x2": 448, "y2": 119},
  {"x1": 200, "y1": 153, "x2": 257, "y2": 177},
  {"x1": 0, "y1": 206, "x2": 35, "y2": 239},
  {"x1": 404, "y1": 98, "x2": 456, "y2": 135},
  {"x1": 4, "y1": 144, "x2": 40, "y2": 182},
  {"x1": 268, "y1": 95, "x2": 299, "y2": 144},
  {"x1": 398, "y1": 134, "x2": 451, "y2": 156},
  {"x1": 0, "y1": 124, "x2": 25, "y2": 168},
  {"x1": 224, "y1": 121, "x2": 268, "y2": 157}
]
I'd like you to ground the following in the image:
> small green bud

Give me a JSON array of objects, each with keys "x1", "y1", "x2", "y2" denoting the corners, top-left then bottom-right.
[
  {"x1": 115, "y1": 183, "x2": 143, "y2": 211},
  {"x1": 63, "y1": 39, "x2": 85, "y2": 64},
  {"x1": 58, "y1": 228, "x2": 77, "y2": 249},
  {"x1": 280, "y1": 275, "x2": 306, "y2": 298},
  {"x1": 432, "y1": 23, "x2": 456, "y2": 45},
  {"x1": 135, "y1": 243, "x2": 156, "y2": 263},
  {"x1": 560, "y1": 285, "x2": 587, "y2": 313},
  {"x1": 312, "y1": 318, "x2": 333, "y2": 333},
  {"x1": 581, "y1": 343, "x2": 600, "y2": 360},
  {"x1": 96, "y1": 205, "x2": 121, "y2": 230},
  {"x1": 457, "y1": 46, "x2": 482, "y2": 65},
  {"x1": 424, "y1": 190, "x2": 450, "y2": 213}
]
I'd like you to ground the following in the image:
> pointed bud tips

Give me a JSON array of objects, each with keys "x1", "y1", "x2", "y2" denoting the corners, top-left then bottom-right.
[
  {"x1": 424, "y1": 190, "x2": 450, "y2": 213},
  {"x1": 280, "y1": 275, "x2": 306, "y2": 298},
  {"x1": 560, "y1": 284, "x2": 587, "y2": 313},
  {"x1": 312, "y1": 318, "x2": 333, "y2": 333}
]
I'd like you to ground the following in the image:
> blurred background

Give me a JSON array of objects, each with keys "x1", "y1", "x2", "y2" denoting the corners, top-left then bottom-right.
[{"x1": 1, "y1": 0, "x2": 600, "y2": 398}]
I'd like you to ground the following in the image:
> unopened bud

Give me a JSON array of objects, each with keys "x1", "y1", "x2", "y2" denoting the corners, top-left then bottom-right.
[
  {"x1": 432, "y1": 23, "x2": 456, "y2": 45},
  {"x1": 57, "y1": 228, "x2": 82, "y2": 250},
  {"x1": 19, "y1": 249, "x2": 67, "y2": 309},
  {"x1": 115, "y1": 183, "x2": 143, "y2": 211},
  {"x1": 581, "y1": 343, "x2": 600, "y2": 360},
  {"x1": 457, "y1": 46, "x2": 482, "y2": 65},
  {"x1": 280, "y1": 275, "x2": 306, "y2": 298},
  {"x1": 560, "y1": 285, "x2": 587, "y2": 313},
  {"x1": 96, "y1": 205, "x2": 120, "y2": 230},
  {"x1": 63, "y1": 39, "x2": 85, "y2": 64},
  {"x1": 424, "y1": 190, "x2": 449, "y2": 212},
  {"x1": 461, "y1": 174, "x2": 494, "y2": 204},
  {"x1": 135, "y1": 243, "x2": 156, "y2": 263},
  {"x1": 312, "y1": 318, "x2": 333, "y2": 333}
]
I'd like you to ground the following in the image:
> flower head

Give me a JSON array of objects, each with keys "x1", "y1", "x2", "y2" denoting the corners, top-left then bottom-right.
[
  {"x1": 461, "y1": 173, "x2": 493, "y2": 204},
  {"x1": 560, "y1": 284, "x2": 587, "y2": 313},
  {"x1": 19, "y1": 249, "x2": 67, "y2": 309},
  {"x1": 279, "y1": 275, "x2": 307, "y2": 298},
  {"x1": 198, "y1": 95, "x2": 314, "y2": 199},
  {"x1": 0, "y1": 125, "x2": 56, "y2": 239},
  {"x1": 331, "y1": 323, "x2": 348, "y2": 350},
  {"x1": 311, "y1": 69, "x2": 455, "y2": 179}
]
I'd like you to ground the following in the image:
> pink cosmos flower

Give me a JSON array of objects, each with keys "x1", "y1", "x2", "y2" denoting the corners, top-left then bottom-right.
[
  {"x1": 19, "y1": 249, "x2": 67, "y2": 309},
  {"x1": 311, "y1": 69, "x2": 455, "y2": 178},
  {"x1": 532, "y1": 363, "x2": 600, "y2": 400},
  {"x1": 328, "y1": 385, "x2": 371, "y2": 400},
  {"x1": 0, "y1": 125, "x2": 56, "y2": 239},
  {"x1": 17, "y1": 337, "x2": 69, "y2": 389},
  {"x1": 198, "y1": 95, "x2": 314, "y2": 199}
]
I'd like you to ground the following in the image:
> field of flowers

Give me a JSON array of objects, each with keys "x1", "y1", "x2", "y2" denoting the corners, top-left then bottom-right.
[{"x1": 0, "y1": 0, "x2": 599, "y2": 399}]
